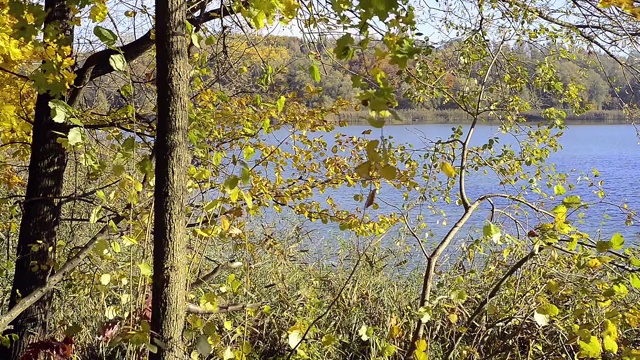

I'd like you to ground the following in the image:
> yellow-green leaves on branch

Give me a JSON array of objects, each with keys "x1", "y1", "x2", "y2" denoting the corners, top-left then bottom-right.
[
  {"x1": 354, "y1": 139, "x2": 398, "y2": 182},
  {"x1": 239, "y1": 0, "x2": 300, "y2": 29}
]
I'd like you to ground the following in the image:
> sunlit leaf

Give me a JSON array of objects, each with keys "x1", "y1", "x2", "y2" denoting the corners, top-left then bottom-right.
[
  {"x1": 309, "y1": 64, "x2": 321, "y2": 83},
  {"x1": 276, "y1": 96, "x2": 286, "y2": 113},
  {"x1": 441, "y1": 161, "x2": 455, "y2": 178},
  {"x1": 100, "y1": 273, "x2": 111, "y2": 285},
  {"x1": 288, "y1": 325, "x2": 303, "y2": 348},
  {"x1": 483, "y1": 223, "x2": 501, "y2": 243},
  {"x1": 553, "y1": 184, "x2": 566, "y2": 195},
  {"x1": 138, "y1": 263, "x2": 152, "y2": 276},
  {"x1": 579, "y1": 336, "x2": 602, "y2": 358},
  {"x1": 109, "y1": 53, "x2": 126, "y2": 72},
  {"x1": 610, "y1": 233, "x2": 624, "y2": 250}
]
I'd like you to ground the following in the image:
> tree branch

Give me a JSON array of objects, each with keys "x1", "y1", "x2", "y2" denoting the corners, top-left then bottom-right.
[
  {"x1": 445, "y1": 249, "x2": 539, "y2": 359},
  {"x1": 190, "y1": 260, "x2": 243, "y2": 289},
  {"x1": 0, "y1": 67, "x2": 30, "y2": 82},
  {"x1": 68, "y1": 2, "x2": 240, "y2": 105},
  {"x1": 405, "y1": 193, "x2": 551, "y2": 359},
  {"x1": 0, "y1": 148, "x2": 156, "y2": 333}
]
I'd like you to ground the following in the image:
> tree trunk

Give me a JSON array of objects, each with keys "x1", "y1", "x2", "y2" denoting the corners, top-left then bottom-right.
[
  {"x1": 1, "y1": 1, "x2": 73, "y2": 359},
  {"x1": 150, "y1": 0, "x2": 190, "y2": 358}
]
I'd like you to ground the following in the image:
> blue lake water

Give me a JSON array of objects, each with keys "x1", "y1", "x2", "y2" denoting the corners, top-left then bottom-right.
[{"x1": 258, "y1": 123, "x2": 640, "y2": 256}]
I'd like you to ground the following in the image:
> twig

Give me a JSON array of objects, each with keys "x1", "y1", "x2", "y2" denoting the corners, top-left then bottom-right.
[{"x1": 190, "y1": 261, "x2": 243, "y2": 289}]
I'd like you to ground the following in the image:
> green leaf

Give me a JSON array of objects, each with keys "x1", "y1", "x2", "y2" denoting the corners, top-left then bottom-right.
[
  {"x1": 483, "y1": 223, "x2": 501, "y2": 243},
  {"x1": 603, "y1": 335, "x2": 618, "y2": 353},
  {"x1": 334, "y1": 34, "x2": 355, "y2": 60},
  {"x1": 109, "y1": 53, "x2": 126, "y2": 72},
  {"x1": 631, "y1": 273, "x2": 640, "y2": 289},
  {"x1": 309, "y1": 64, "x2": 321, "y2": 83},
  {"x1": 276, "y1": 96, "x2": 286, "y2": 113},
  {"x1": 191, "y1": 32, "x2": 200, "y2": 49},
  {"x1": 64, "y1": 323, "x2": 82, "y2": 337},
  {"x1": 450, "y1": 289, "x2": 467, "y2": 303},
  {"x1": 138, "y1": 263, "x2": 152, "y2": 276},
  {"x1": 536, "y1": 303, "x2": 559, "y2": 316},
  {"x1": 365, "y1": 116, "x2": 385, "y2": 128},
  {"x1": 355, "y1": 161, "x2": 371, "y2": 178},
  {"x1": 67, "y1": 128, "x2": 83, "y2": 145},
  {"x1": 562, "y1": 195, "x2": 582, "y2": 208},
  {"x1": 553, "y1": 184, "x2": 566, "y2": 195},
  {"x1": 120, "y1": 84, "x2": 133, "y2": 97},
  {"x1": 596, "y1": 241, "x2": 611, "y2": 253},
  {"x1": 93, "y1": 26, "x2": 117, "y2": 45},
  {"x1": 89, "y1": 206, "x2": 102, "y2": 224},
  {"x1": 224, "y1": 176, "x2": 239, "y2": 192},
  {"x1": 288, "y1": 326, "x2": 303, "y2": 349},
  {"x1": 533, "y1": 312, "x2": 549, "y2": 327},
  {"x1": 365, "y1": 140, "x2": 380, "y2": 161},
  {"x1": 534, "y1": 304, "x2": 559, "y2": 327},
  {"x1": 380, "y1": 164, "x2": 397, "y2": 180},
  {"x1": 321, "y1": 334, "x2": 336, "y2": 347},
  {"x1": 195, "y1": 335, "x2": 212, "y2": 356},
  {"x1": 610, "y1": 233, "x2": 624, "y2": 250},
  {"x1": 602, "y1": 319, "x2": 618, "y2": 353}
]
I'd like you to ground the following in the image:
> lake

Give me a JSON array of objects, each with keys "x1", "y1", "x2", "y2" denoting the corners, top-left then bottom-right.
[{"x1": 258, "y1": 123, "x2": 640, "y2": 256}]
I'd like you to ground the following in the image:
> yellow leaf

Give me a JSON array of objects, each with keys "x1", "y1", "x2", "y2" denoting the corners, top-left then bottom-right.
[
  {"x1": 390, "y1": 325, "x2": 402, "y2": 339},
  {"x1": 448, "y1": 313, "x2": 458, "y2": 323},
  {"x1": 441, "y1": 161, "x2": 455, "y2": 178},
  {"x1": 587, "y1": 258, "x2": 602, "y2": 268},
  {"x1": 220, "y1": 215, "x2": 230, "y2": 232},
  {"x1": 603, "y1": 335, "x2": 618, "y2": 353},
  {"x1": 602, "y1": 319, "x2": 618, "y2": 353},
  {"x1": 579, "y1": 335, "x2": 602, "y2": 358},
  {"x1": 89, "y1": 2, "x2": 108, "y2": 22}
]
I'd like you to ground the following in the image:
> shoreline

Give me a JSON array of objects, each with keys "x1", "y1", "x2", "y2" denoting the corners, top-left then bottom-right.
[{"x1": 334, "y1": 109, "x2": 638, "y2": 126}]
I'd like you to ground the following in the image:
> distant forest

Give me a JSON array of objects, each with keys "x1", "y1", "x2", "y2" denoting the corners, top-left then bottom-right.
[{"x1": 84, "y1": 34, "x2": 640, "y2": 120}]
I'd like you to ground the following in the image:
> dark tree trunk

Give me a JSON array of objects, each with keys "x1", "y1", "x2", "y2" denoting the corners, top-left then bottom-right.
[
  {"x1": 150, "y1": 0, "x2": 191, "y2": 358},
  {"x1": 0, "y1": 1, "x2": 74, "y2": 359}
]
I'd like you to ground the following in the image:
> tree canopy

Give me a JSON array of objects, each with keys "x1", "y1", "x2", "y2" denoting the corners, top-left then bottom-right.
[{"x1": 0, "y1": 0, "x2": 640, "y2": 359}]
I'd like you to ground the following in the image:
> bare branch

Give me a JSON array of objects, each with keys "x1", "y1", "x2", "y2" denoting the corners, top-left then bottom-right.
[{"x1": 68, "y1": 2, "x2": 241, "y2": 106}]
